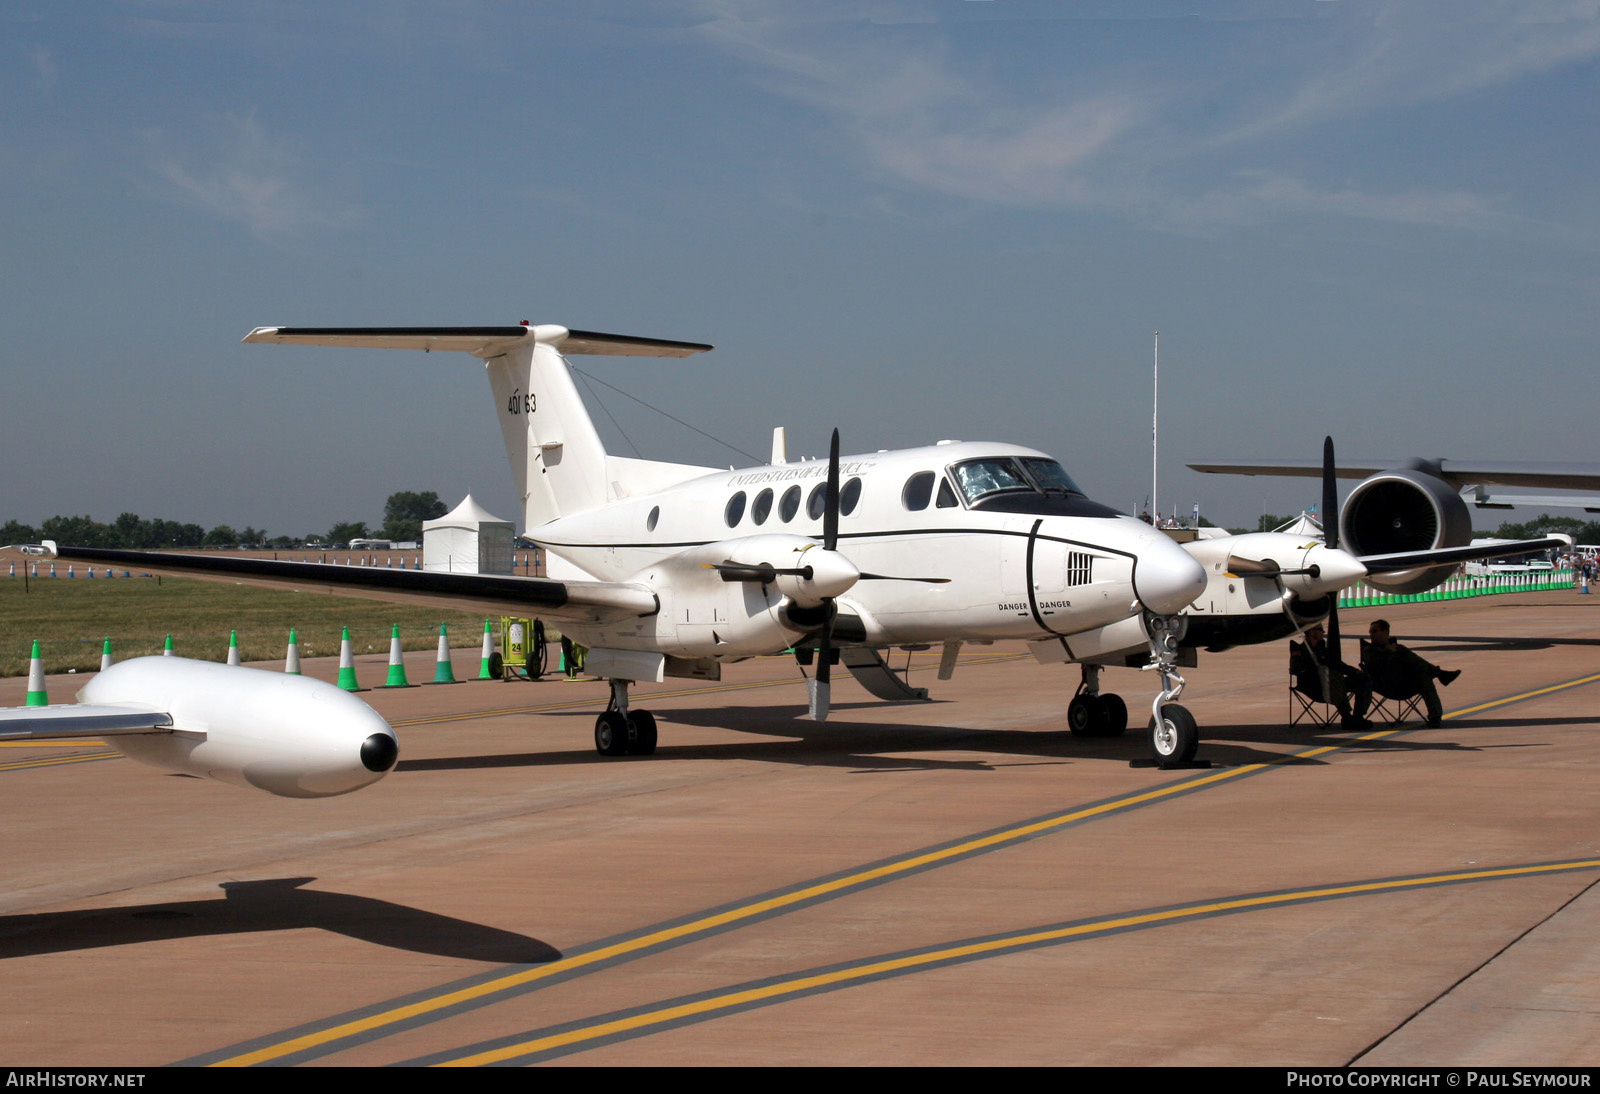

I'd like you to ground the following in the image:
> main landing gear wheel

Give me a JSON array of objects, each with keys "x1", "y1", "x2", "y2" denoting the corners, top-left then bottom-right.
[
  {"x1": 1100, "y1": 694, "x2": 1128, "y2": 738},
  {"x1": 629, "y1": 709, "x2": 658, "y2": 756},
  {"x1": 1069, "y1": 694, "x2": 1129, "y2": 738},
  {"x1": 594, "y1": 709, "x2": 659, "y2": 757},
  {"x1": 594, "y1": 710, "x2": 630, "y2": 757},
  {"x1": 1068, "y1": 694, "x2": 1104, "y2": 737},
  {"x1": 1148, "y1": 703, "x2": 1198, "y2": 768}
]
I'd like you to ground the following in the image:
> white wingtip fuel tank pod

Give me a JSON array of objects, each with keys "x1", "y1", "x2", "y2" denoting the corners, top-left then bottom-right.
[{"x1": 77, "y1": 658, "x2": 398, "y2": 798}]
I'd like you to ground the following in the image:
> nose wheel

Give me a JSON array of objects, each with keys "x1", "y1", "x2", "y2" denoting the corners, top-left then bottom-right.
[{"x1": 1148, "y1": 703, "x2": 1198, "y2": 766}]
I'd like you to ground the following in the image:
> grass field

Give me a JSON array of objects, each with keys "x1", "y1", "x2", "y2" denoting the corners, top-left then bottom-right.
[{"x1": 1, "y1": 575, "x2": 499, "y2": 676}]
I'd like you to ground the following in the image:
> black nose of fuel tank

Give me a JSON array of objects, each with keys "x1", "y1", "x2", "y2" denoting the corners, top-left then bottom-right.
[{"x1": 361, "y1": 733, "x2": 399, "y2": 772}]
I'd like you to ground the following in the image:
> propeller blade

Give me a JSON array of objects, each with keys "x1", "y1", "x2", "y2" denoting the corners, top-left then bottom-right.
[
  {"x1": 1322, "y1": 436, "x2": 1342, "y2": 664},
  {"x1": 1322, "y1": 436, "x2": 1340, "y2": 553},
  {"x1": 824, "y1": 428, "x2": 840, "y2": 553},
  {"x1": 705, "y1": 562, "x2": 811, "y2": 583},
  {"x1": 856, "y1": 572, "x2": 951, "y2": 584},
  {"x1": 1225, "y1": 557, "x2": 1321, "y2": 580},
  {"x1": 809, "y1": 603, "x2": 834, "y2": 721}
]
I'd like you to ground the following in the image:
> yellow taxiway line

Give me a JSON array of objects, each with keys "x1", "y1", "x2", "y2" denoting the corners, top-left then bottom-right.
[
  {"x1": 207, "y1": 668, "x2": 1600, "y2": 1067},
  {"x1": 429, "y1": 856, "x2": 1600, "y2": 1066}
]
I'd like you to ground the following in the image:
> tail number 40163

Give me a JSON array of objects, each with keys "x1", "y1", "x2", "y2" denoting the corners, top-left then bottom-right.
[{"x1": 507, "y1": 390, "x2": 537, "y2": 415}]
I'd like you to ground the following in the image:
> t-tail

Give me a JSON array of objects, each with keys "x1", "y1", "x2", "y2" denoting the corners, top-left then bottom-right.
[{"x1": 243, "y1": 323, "x2": 718, "y2": 532}]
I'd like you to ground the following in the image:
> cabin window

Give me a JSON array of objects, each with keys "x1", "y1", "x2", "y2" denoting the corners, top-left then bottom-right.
[
  {"x1": 902, "y1": 472, "x2": 934, "y2": 511},
  {"x1": 751, "y1": 487, "x2": 774, "y2": 525},
  {"x1": 646, "y1": 506, "x2": 660, "y2": 532},
  {"x1": 806, "y1": 483, "x2": 828, "y2": 521},
  {"x1": 936, "y1": 479, "x2": 959, "y2": 508},
  {"x1": 725, "y1": 491, "x2": 747, "y2": 528},
  {"x1": 840, "y1": 477, "x2": 863, "y2": 516},
  {"x1": 779, "y1": 485, "x2": 802, "y2": 522}
]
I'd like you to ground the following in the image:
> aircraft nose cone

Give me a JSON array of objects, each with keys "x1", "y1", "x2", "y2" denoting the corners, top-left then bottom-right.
[{"x1": 1133, "y1": 535, "x2": 1208, "y2": 616}]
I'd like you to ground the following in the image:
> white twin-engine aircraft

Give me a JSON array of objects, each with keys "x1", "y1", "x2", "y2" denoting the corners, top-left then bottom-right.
[{"x1": 9, "y1": 322, "x2": 1566, "y2": 795}]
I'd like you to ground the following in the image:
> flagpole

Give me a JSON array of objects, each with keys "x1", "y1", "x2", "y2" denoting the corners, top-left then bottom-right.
[{"x1": 1151, "y1": 331, "x2": 1159, "y2": 523}]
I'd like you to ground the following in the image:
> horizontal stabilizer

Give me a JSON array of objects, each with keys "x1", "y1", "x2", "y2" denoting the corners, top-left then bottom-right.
[
  {"x1": 243, "y1": 325, "x2": 712, "y2": 358},
  {"x1": 0, "y1": 706, "x2": 174, "y2": 740}
]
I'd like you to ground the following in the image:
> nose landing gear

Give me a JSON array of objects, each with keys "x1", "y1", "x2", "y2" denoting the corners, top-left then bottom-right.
[{"x1": 1142, "y1": 612, "x2": 1198, "y2": 768}]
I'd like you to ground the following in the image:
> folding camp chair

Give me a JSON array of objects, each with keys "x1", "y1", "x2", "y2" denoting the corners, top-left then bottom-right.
[
  {"x1": 1288, "y1": 641, "x2": 1337, "y2": 728},
  {"x1": 1359, "y1": 639, "x2": 1426, "y2": 724}
]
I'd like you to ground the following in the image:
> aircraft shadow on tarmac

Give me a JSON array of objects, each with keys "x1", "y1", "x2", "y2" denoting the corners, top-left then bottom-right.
[
  {"x1": 0, "y1": 877, "x2": 559, "y2": 963},
  {"x1": 397, "y1": 706, "x2": 1396, "y2": 773},
  {"x1": 1402, "y1": 633, "x2": 1600, "y2": 654}
]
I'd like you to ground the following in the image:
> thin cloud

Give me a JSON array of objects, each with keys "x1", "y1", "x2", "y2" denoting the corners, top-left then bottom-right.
[
  {"x1": 694, "y1": 1, "x2": 1600, "y2": 233},
  {"x1": 146, "y1": 113, "x2": 362, "y2": 241},
  {"x1": 32, "y1": 45, "x2": 56, "y2": 90}
]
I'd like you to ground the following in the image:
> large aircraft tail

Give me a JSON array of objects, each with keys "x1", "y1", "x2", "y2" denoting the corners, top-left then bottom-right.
[{"x1": 243, "y1": 323, "x2": 718, "y2": 531}]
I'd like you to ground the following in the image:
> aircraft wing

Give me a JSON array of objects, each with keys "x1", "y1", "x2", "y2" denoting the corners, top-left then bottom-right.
[
  {"x1": 1358, "y1": 536, "x2": 1571, "y2": 575},
  {"x1": 241, "y1": 326, "x2": 712, "y2": 358},
  {"x1": 1188, "y1": 458, "x2": 1600, "y2": 491},
  {"x1": 43, "y1": 546, "x2": 658, "y2": 626},
  {"x1": 0, "y1": 707, "x2": 174, "y2": 740}
]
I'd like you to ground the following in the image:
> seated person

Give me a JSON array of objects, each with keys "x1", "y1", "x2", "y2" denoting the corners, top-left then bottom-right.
[
  {"x1": 1360, "y1": 618, "x2": 1461, "y2": 728},
  {"x1": 1290, "y1": 624, "x2": 1372, "y2": 729}
]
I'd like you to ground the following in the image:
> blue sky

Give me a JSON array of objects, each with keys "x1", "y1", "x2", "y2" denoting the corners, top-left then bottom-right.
[{"x1": 4, "y1": 0, "x2": 1598, "y2": 537}]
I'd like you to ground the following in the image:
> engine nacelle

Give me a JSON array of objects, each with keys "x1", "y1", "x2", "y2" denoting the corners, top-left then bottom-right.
[
  {"x1": 1341, "y1": 465, "x2": 1472, "y2": 595},
  {"x1": 632, "y1": 535, "x2": 820, "y2": 659},
  {"x1": 77, "y1": 657, "x2": 398, "y2": 798}
]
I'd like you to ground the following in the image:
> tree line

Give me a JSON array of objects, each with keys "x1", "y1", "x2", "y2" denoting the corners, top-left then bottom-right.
[{"x1": 1, "y1": 491, "x2": 450, "y2": 549}]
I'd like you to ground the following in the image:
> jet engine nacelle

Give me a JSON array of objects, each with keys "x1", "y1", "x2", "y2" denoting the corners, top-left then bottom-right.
[
  {"x1": 77, "y1": 657, "x2": 399, "y2": 798},
  {"x1": 1340, "y1": 465, "x2": 1472, "y2": 594},
  {"x1": 635, "y1": 534, "x2": 819, "y2": 659}
]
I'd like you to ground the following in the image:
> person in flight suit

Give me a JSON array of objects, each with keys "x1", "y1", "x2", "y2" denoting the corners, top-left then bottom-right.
[{"x1": 1361, "y1": 618, "x2": 1461, "y2": 729}]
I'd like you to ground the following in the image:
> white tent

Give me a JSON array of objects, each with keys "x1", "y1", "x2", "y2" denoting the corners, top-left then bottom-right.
[
  {"x1": 423, "y1": 495, "x2": 515, "y2": 574},
  {"x1": 1272, "y1": 510, "x2": 1325, "y2": 540}
]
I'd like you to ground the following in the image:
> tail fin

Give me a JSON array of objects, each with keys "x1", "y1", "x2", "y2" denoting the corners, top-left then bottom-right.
[{"x1": 244, "y1": 323, "x2": 715, "y2": 530}]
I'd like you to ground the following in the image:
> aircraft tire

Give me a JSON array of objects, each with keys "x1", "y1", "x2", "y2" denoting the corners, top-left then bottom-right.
[
  {"x1": 1068, "y1": 695, "x2": 1105, "y2": 737},
  {"x1": 1099, "y1": 694, "x2": 1128, "y2": 737},
  {"x1": 595, "y1": 710, "x2": 631, "y2": 757},
  {"x1": 1148, "y1": 703, "x2": 1198, "y2": 768},
  {"x1": 629, "y1": 710, "x2": 658, "y2": 756}
]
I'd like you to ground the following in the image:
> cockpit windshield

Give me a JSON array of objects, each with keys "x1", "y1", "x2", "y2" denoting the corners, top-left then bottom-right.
[
  {"x1": 1019, "y1": 458, "x2": 1085, "y2": 497},
  {"x1": 950, "y1": 458, "x2": 1032, "y2": 505},
  {"x1": 948, "y1": 456, "x2": 1087, "y2": 505}
]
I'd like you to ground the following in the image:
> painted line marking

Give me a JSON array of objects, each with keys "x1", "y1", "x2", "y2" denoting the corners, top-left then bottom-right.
[
  {"x1": 416, "y1": 857, "x2": 1600, "y2": 1066},
  {"x1": 0, "y1": 750, "x2": 120, "y2": 772},
  {"x1": 0, "y1": 740, "x2": 108, "y2": 748},
  {"x1": 173, "y1": 668, "x2": 1600, "y2": 1065}
]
